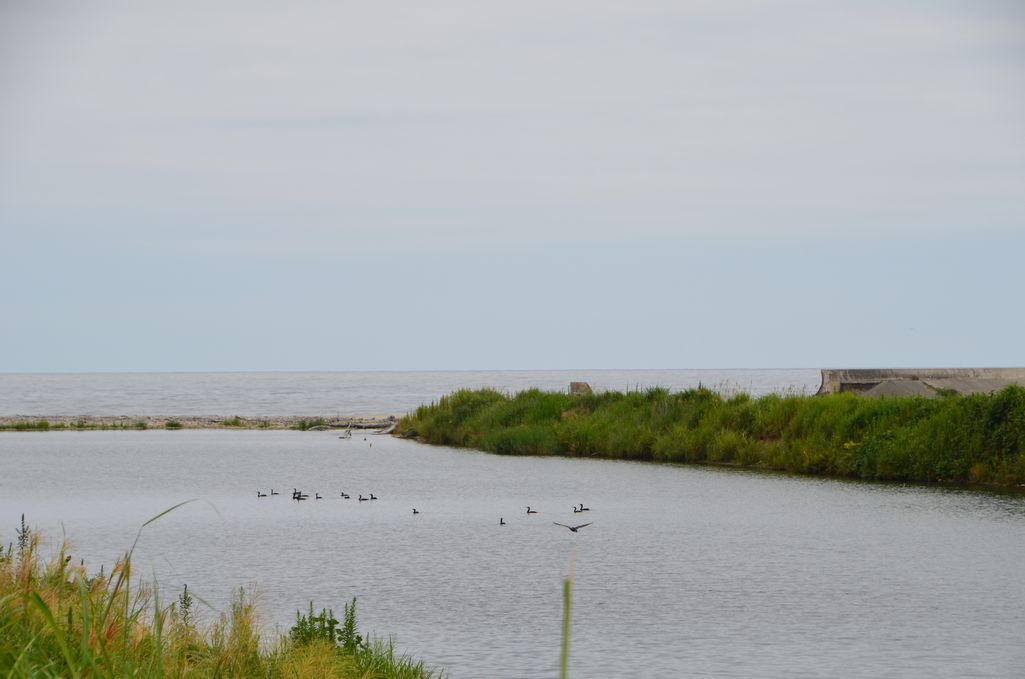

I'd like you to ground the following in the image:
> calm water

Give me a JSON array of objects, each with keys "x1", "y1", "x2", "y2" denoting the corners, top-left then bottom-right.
[
  {"x1": 2, "y1": 430, "x2": 1023, "y2": 678},
  {"x1": 0, "y1": 369, "x2": 821, "y2": 416}
]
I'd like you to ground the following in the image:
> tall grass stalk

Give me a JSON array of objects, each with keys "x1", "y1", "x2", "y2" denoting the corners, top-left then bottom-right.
[{"x1": 560, "y1": 555, "x2": 574, "y2": 679}]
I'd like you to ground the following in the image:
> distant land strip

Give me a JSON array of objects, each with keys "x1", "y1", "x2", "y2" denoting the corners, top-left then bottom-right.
[{"x1": 0, "y1": 415, "x2": 397, "y2": 431}]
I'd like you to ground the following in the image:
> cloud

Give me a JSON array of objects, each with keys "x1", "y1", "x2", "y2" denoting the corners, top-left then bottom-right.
[{"x1": 1, "y1": 0, "x2": 1023, "y2": 256}]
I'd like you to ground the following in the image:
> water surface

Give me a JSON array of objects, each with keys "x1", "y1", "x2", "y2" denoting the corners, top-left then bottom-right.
[
  {"x1": 0, "y1": 369, "x2": 820, "y2": 416},
  {"x1": 1, "y1": 430, "x2": 1022, "y2": 678}
]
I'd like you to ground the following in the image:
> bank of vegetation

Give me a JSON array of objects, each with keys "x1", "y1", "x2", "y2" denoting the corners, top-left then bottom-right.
[
  {"x1": 396, "y1": 386, "x2": 1025, "y2": 487},
  {"x1": 0, "y1": 515, "x2": 439, "y2": 678}
]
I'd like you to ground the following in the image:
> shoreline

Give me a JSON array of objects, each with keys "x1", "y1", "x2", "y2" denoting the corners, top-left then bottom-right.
[{"x1": 0, "y1": 414, "x2": 398, "y2": 431}]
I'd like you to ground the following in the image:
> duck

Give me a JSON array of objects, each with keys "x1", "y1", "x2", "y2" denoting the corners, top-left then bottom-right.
[
  {"x1": 526, "y1": 506, "x2": 537, "y2": 515},
  {"x1": 553, "y1": 522, "x2": 592, "y2": 532},
  {"x1": 358, "y1": 495, "x2": 368, "y2": 502},
  {"x1": 257, "y1": 491, "x2": 267, "y2": 498},
  {"x1": 315, "y1": 493, "x2": 322, "y2": 500},
  {"x1": 412, "y1": 508, "x2": 420, "y2": 515},
  {"x1": 578, "y1": 503, "x2": 590, "y2": 512},
  {"x1": 573, "y1": 506, "x2": 582, "y2": 513},
  {"x1": 369, "y1": 493, "x2": 378, "y2": 500},
  {"x1": 270, "y1": 489, "x2": 279, "y2": 496},
  {"x1": 500, "y1": 518, "x2": 506, "y2": 525}
]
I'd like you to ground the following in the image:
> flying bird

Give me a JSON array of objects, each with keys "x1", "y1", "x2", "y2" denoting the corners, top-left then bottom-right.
[{"x1": 553, "y1": 522, "x2": 592, "y2": 532}]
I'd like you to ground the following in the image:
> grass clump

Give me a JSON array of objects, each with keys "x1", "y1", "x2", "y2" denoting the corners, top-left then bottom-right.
[
  {"x1": 166, "y1": 420, "x2": 184, "y2": 430},
  {"x1": 396, "y1": 385, "x2": 1025, "y2": 487},
  {"x1": 223, "y1": 416, "x2": 243, "y2": 427},
  {"x1": 0, "y1": 516, "x2": 441, "y2": 678},
  {"x1": 293, "y1": 418, "x2": 327, "y2": 431},
  {"x1": 0, "y1": 420, "x2": 53, "y2": 431}
]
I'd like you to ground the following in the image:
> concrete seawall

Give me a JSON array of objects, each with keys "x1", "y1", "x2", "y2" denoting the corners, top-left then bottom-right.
[{"x1": 817, "y1": 368, "x2": 1025, "y2": 398}]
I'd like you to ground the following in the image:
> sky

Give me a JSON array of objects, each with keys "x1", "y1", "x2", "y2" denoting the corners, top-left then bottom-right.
[{"x1": 1, "y1": 0, "x2": 1023, "y2": 372}]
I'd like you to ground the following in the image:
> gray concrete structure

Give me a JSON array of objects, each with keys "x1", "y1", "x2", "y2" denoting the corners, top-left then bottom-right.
[{"x1": 817, "y1": 368, "x2": 1025, "y2": 398}]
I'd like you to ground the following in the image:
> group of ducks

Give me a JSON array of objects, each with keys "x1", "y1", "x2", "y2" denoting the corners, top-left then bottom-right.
[
  {"x1": 504, "y1": 504, "x2": 594, "y2": 532},
  {"x1": 256, "y1": 488, "x2": 379, "y2": 502},
  {"x1": 257, "y1": 489, "x2": 594, "y2": 532}
]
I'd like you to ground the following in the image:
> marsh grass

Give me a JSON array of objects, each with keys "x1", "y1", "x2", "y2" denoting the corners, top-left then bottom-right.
[
  {"x1": 396, "y1": 386, "x2": 1025, "y2": 487},
  {"x1": 292, "y1": 418, "x2": 327, "y2": 431},
  {"x1": 0, "y1": 513, "x2": 441, "y2": 678}
]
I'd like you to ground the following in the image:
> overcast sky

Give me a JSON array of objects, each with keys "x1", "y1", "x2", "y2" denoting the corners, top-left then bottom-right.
[{"x1": 1, "y1": 1, "x2": 1023, "y2": 371}]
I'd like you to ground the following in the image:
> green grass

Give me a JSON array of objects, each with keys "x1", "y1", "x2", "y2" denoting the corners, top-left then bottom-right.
[
  {"x1": 0, "y1": 420, "x2": 56, "y2": 431},
  {"x1": 0, "y1": 515, "x2": 442, "y2": 678},
  {"x1": 293, "y1": 418, "x2": 327, "y2": 431},
  {"x1": 396, "y1": 385, "x2": 1025, "y2": 487}
]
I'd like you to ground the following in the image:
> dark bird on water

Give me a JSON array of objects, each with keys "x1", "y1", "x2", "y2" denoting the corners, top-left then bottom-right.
[
  {"x1": 257, "y1": 491, "x2": 267, "y2": 497},
  {"x1": 500, "y1": 518, "x2": 506, "y2": 525},
  {"x1": 370, "y1": 493, "x2": 378, "y2": 500},
  {"x1": 412, "y1": 508, "x2": 419, "y2": 515},
  {"x1": 315, "y1": 493, "x2": 322, "y2": 500},
  {"x1": 553, "y1": 522, "x2": 592, "y2": 532},
  {"x1": 578, "y1": 503, "x2": 590, "y2": 511},
  {"x1": 270, "y1": 489, "x2": 279, "y2": 495},
  {"x1": 526, "y1": 506, "x2": 537, "y2": 514},
  {"x1": 358, "y1": 495, "x2": 368, "y2": 502}
]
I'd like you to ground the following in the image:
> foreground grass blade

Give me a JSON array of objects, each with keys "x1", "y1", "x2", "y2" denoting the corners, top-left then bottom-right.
[
  {"x1": 560, "y1": 560, "x2": 574, "y2": 679},
  {"x1": 28, "y1": 592, "x2": 79, "y2": 679}
]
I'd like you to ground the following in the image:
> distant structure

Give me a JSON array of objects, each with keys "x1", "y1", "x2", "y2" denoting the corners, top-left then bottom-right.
[
  {"x1": 817, "y1": 368, "x2": 1025, "y2": 398},
  {"x1": 569, "y1": 381, "x2": 593, "y2": 395}
]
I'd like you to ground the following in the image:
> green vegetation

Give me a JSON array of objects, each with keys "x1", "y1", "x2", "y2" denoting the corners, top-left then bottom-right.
[
  {"x1": 0, "y1": 420, "x2": 54, "y2": 431},
  {"x1": 0, "y1": 516, "x2": 440, "y2": 678},
  {"x1": 166, "y1": 420, "x2": 183, "y2": 430},
  {"x1": 396, "y1": 386, "x2": 1025, "y2": 487},
  {"x1": 223, "y1": 416, "x2": 243, "y2": 427},
  {"x1": 293, "y1": 418, "x2": 327, "y2": 431}
]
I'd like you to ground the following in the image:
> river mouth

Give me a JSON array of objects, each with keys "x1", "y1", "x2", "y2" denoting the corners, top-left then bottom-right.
[{"x1": 2, "y1": 429, "x2": 1023, "y2": 678}]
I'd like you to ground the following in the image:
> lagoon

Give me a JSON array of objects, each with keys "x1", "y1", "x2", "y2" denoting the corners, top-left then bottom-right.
[{"x1": 1, "y1": 430, "x2": 1023, "y2": 678}]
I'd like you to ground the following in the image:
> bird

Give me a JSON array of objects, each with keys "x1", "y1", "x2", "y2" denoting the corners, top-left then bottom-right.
[
  {"x1": 315, "y1": 493, "x2": 322, "y2": 500},
  {"x1": 526, "y1": 506, "x2": 537, "y2": 514},
  {"x1": 500, "y1": 518, "x2": 506, "y2": 525},
  {"x1": 340, "y1": 492, "x2": 350, "y2": 499},
  {"x1": 358, "y1": 495, "x2": 368, "y2": 502},
  {"x1": 270, "y1": 489, "x2": 279, "y2": 495},
  {"x1": 295, "y1": 494, "x2": 308, "y2": 502},
  {"x1": 573, "y1": 506, "x2": 582, "y2": 513},
  {"x1": 578, "y1": 503, "x2": 590, "y2": 512},
  {"x1": 369, "y1": 493, "x2": 378, "y2": 500},
  {"x1": 553, "y1": 522, "x2": 592, "y2": 532},
  {"x1": 412, "y1": 508, "x2": 419, "y2": 515},
  {"x1": 257, "y1": 491, "x2": 267, "y2": 497}
]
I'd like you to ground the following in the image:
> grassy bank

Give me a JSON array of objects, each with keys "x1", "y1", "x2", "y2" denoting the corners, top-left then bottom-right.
[
  {"x1": 0, "y1": 517, "x2": 439, "y2": 678},
  {"x1": 396, "y1": 386, "x2": 1025, "y2": 487}
]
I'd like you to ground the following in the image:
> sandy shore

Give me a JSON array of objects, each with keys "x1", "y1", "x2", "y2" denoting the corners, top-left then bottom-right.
[{"x1": 0, "y1": 414, "x2": 398, "y2": 431}]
